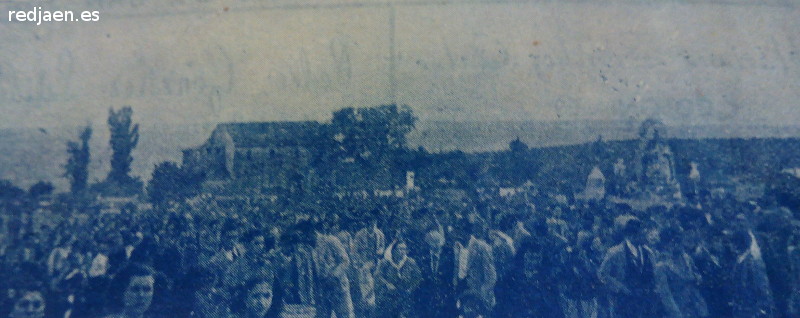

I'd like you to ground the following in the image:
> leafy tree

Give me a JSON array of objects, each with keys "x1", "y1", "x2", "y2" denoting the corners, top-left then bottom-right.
[
  {"x1": 591, "y1": 134, "x2": 608, "y2": 164},
  {"x1": 509, "y1": 137, "x2": 528, "y2": 153},
  {"x1": 0, "y1": 180, "x2": 24, "y2": 201},
  {"x1": 147, "y1": 162, "x2": 205, "y2": 206},
  {"x1": 493, "y1": 138, "x2": 537, "y2": 187},
  {"x1": 329, "y1": 104, "x2": 416, "y2": 163},
  {"x1": 0, "y1": 180, "x2": 25, "y2": 219},
  {"x1": 325, "y1": 104, "x2": 416, "y2": 190},
  {"x1": 28, "y1": 181, "x2": 54, "y2": 198},
  {"x1": 64, "y1": 125, "x2": 92, "y2": 193},
  {"x1": 107, "y1": 106, "x2": 140, "y2": 185}
]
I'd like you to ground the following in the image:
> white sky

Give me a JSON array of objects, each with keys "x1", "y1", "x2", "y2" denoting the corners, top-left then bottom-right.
[{"x1": 0, "y1": 0, "x2": 798, "y2": 129}]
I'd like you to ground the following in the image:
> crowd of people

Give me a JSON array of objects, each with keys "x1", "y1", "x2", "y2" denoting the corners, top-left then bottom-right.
[{"x1": 1, "y1": 189, "x2": 799, "y2": 318}]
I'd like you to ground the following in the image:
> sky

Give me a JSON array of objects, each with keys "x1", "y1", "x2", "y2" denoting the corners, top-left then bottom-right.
[{"x1": 0, "y1": 0, "x2": 798, "y2": 130}]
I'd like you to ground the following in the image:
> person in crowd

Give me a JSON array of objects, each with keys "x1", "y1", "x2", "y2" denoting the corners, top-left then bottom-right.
[
  {"x1": 83, "y1": 239, "x2": 115, "y2": 318},
  {"x1": 375, "y1": 240, "x2": 422, "y2": 318},
  {"x1": 46, "y1": 236, "x2": 73, "y2": 279},
  {"x1": 106, "y1": 233, "x2": 130, "y2": 275},
  {"x1": 351, "y1": 210, "x2": 386, "y2": 318},
  {"x1": 458, "y1": 290, "x2": 489, "y2": 318},
  {"x1": 311, "y1": 221, "x2": 355, "y2": 318},
  {"x1": 229, "y1": 276, "x2": 284, "y2": 318},
  {"x1": 499, "y1": 213, "x2": 530, "y2": 255},
  {"x1": 403, "y1": 208, "x2": 437, "y2": 259},
  {"x1": 462, "y1": 222, "x2": 497, "y2": 316},
  {"x1": 224, "y1": 229, "x2": 276, "y2": 289},
  {"x1": 103, "y1": 263, "x2": 157, "y2": 318},
  {"x1": 787, "y1": 221, "x2": 800, "y2": 317},
  {"x1": 560, "y1": 231, "x2": 600, "y2": 318},
  {"x1": 546, "y1": 207, "x2": 569, "y2": 240},
  {"x1": 148, "y1": 233, "x2": 185, "y2": 286},
  {"x1": 489, "y1": 229, "x2": 515, "y2": 278},
  {"x1": 333, "y1": 217, "x2": 368, "y2": 318},
  {"x1": 127, "y1": 236, "x2": 162, "y2": 271},
  {"x1": 47, "y1": 239, "x2": 75, "y2": 291},
  {"x1": 488, "y1": 227, "x2": 515, "y2": 317},
  {"x1": 504, "y1": 219, "x2": 564, "y2": 318},
  {"x1": 283, "y1": 221, "x2": 316, "y2": 306},
  {"x1": 598, "y1": 216, "x2": 660, "y2": 318},
  {"x1": 755, "y1": 207, "x2": 795, "y2": 318},
  {"x1": 654, "y1": 226, "x2": 709, "y2": 318},
  {"x1": 7, "y1": 288, "x2": 46, "y2": 318},
  {"x1": 1, "y1": 264, "x2": 46, "y2": 318},
  {"x1": 88, "y1": 239, "x2": 112, "y2": 278},
  {"x1": 415, "y1": 218, "x2": 458, "y2": 318},
  {"x1": 11, "y1": 233, "x2": 42, "y2": 265},
  {"x1": 784, "y1": 221, "x2": 800, "y2": 318},
  {"x1": 203, "y1": 221, "x2": 247, "y2": 275},
  {"x1": 352, "y1": 209, "x2": 386, "y2": 262},
  {"x1": 331, "y1": 215, "x2": 354, "y2": 256},
  {"x1": 729, "y1": 229, "x2": 776, "y2": 318},
  {"x1": 453, "y1": 220, "x2": 472, "y2": 293},
  {"x1": 688, "y1": 212, "x2": 732, "y2": 317},
  {"x1": 47, "y1": 249, "x2": 88, "y2": 318},
  {"x1": 187, "y1": 271, "x2": 232, "y2": 318},
  {"x1": 8, "y1": 173, "x2": 800, "y2": 318},
  {"x1": 176, "y1": 221, "x2": 201, "y2": 274}
]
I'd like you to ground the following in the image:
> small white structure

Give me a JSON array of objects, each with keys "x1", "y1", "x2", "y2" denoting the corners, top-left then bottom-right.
[
  {"x1": 499, "y1": 187, "x2": 518, "y2": 197},
  {"x1": 689, "y1": 162, "x2": 701, "y2": 181},
  {"x1": 405, "y1": 171, "x2": 418, "y2": 192},
  {"x1": 577, "y1": 166, "x2": 606, "y2": 201}
]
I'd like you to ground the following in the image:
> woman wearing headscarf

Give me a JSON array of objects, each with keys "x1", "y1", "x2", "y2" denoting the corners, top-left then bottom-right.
[{"x1": 375, "y1": 240, "x2": 422, "y2": 318}]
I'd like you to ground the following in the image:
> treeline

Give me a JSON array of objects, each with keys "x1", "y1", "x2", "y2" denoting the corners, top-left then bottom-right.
[
  {"x1": 4, "y1": 104, "x2": 800, "y2": 214},
  {"x1": 147, "y1": 104, "x2": 800, "y2": 209}
]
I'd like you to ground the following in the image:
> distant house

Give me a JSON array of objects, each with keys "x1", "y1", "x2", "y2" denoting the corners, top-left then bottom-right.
[
  {"x1": 95, "y1": 195, "x2": 148, "y2": 214},
  {"x1": 182, "y1": 121, "x2": 323, "y2": 191},
  {"x1": 783, "y1": 168, "x2": 800, "y2": 179}
]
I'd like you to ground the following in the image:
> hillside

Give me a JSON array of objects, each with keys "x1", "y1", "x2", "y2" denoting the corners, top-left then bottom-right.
[{"x1": 1, "y1": 120, "x2": 799, "y2": 192}]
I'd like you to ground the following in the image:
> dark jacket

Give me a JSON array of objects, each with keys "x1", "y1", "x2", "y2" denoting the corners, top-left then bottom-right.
[
  {"x1": 598, "y1": 241, "x2": 660, "y2": 318},
  {"x1": 502, "y1": 236, "x2": 565, "y2": 318},
  {"x1": 730, "y1": 251, "x2": 775, "y2": 318},
  {"x1": 415, "y1": 244, "x2": 458, "y2": 318}
]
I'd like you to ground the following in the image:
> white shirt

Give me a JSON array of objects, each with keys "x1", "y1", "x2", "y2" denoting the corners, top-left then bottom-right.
[
  {"x1": 89, "y1": 253, "x2": 109, "y2": 277},
  {"x1": 47, "y1": 247, "x2": 71, "y2": 275},
  {"x1": 625, "y1": 240, "x2": 644, "y2": 266},
  {"x1": 457, "y1": 237, "x2": 477, "y2": 280},
  {"x1": 125, "y1": 245, "x2": 135, "y2": 259}
]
